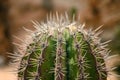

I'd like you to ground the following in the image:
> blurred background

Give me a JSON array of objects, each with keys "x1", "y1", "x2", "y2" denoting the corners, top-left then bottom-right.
[{"x1": 0, "y1": 0, "x2": 120, "y2": 80}]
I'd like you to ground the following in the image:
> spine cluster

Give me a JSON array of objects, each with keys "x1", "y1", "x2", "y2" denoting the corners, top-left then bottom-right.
[{"x1": 11, "y1": 13, "x2": 113, "y2": 80}]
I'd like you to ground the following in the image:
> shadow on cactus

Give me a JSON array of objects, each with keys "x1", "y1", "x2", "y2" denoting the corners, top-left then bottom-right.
[{"x1": 12, "y1": 13, "x2": 115, "y2": 80}]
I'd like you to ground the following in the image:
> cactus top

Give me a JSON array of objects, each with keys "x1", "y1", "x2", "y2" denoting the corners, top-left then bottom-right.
[{"x1": 13, "y1": 13, "x2": 112, "y2": 80}]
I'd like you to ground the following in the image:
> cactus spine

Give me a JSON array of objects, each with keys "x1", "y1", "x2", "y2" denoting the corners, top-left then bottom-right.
[{"x1": 16, "y1": 13, "x2": 110, "y2": 80}]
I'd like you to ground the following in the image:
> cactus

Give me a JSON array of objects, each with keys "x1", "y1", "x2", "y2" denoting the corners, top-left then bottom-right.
[{"x1": 13, "y1": 13, "x2": 112, "y2": 80}]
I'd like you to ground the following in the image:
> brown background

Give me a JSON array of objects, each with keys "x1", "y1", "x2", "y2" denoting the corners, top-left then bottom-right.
[{"x1": 0, "y1": 0, "x2": 120, "y2": 80}]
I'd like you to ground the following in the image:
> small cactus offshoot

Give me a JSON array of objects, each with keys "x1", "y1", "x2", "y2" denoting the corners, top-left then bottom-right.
[{"x1": 12, "y1": 13, "x2": 114, "y2": 80}]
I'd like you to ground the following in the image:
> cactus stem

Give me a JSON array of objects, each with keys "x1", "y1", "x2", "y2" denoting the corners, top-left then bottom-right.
[
  {"x1": 65, "y1": 39, "x2": 70, "y2": 80},
  {"x1": 35, "y1": 35, "x2": 51, "y2": 80},
  {"x1": 86, "y1": 41, "x2": 101, "y2": 80},
  {"x1": 23, "y1": 46, "x2": 36, "y2": 80},
  {"x1": 55, "y1": 32, "x2": 65, "y2": 80},
  {"x1": 16, "y1": 13, "x2": 109, "y2": 80},
  {"x1": 74, "y1": 33, "x2": 86, "y2": 80}
]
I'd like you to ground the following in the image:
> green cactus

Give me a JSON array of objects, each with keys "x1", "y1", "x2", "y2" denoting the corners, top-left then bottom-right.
[{"x1": 14, "y1": 13, "x2": 111, "y2": 80}]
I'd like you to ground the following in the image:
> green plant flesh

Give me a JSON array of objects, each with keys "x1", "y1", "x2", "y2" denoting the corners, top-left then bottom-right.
[{"x1": 17, "y1": 14, "x2": 109, "y2": 80}]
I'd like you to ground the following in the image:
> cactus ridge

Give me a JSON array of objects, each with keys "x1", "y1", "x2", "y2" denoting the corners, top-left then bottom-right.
[{"x1": 12, "y1": 12, "x2": 113, "y2": 80}]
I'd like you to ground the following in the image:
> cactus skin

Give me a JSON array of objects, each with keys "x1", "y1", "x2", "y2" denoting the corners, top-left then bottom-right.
[{"x1": 17, "y1": 13, "x2": 110, "y2": 80}]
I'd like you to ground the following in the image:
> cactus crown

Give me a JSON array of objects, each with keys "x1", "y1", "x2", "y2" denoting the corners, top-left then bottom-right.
[{"x1": 13, "y1": 13, "x2": 111, "y2": 80}]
